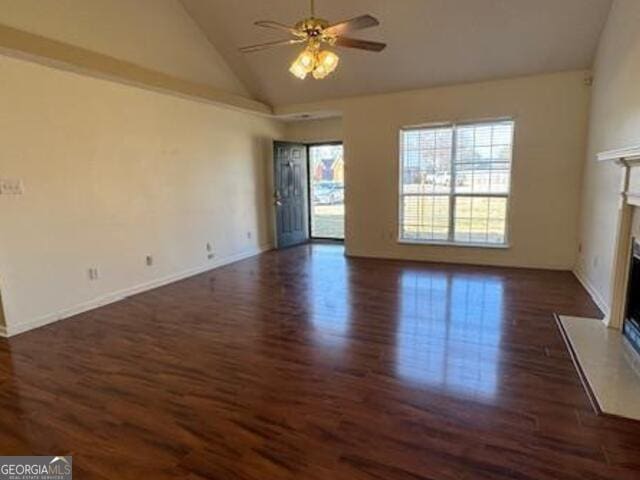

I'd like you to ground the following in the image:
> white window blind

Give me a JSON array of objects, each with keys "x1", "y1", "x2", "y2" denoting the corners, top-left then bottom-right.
[{"x1": 399, "y1": 120, "x2": 514, "y2": 246}]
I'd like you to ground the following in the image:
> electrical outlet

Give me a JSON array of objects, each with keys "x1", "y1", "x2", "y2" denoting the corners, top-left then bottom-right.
[
  {"x1": 206, "y1": 242, "x2": 213, "y2": 252},
  {"x1": 87, "y1": 267, "x2": 99, "y2": 280},
  {"x1": 146, "y1": 255, "x2": 154, "y2": 266},
  {"x1": 0, "y1": 178, "x2": 24, "y2": 195},
  {"x1": 247, "y1": 231, "x2": 252, "y2": 240}
]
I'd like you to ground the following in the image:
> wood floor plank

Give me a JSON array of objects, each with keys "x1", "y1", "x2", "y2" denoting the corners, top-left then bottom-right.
[{"x1": 1, "y1": 244, "x2": 639, "y2": 479}]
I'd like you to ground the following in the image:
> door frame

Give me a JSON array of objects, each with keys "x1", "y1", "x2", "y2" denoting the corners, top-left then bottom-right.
[{"x1": 306, "y1": 141, "x2": 345, "y2": 242}]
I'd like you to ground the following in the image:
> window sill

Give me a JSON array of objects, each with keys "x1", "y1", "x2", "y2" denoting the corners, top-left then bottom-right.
[{"x1": 398, "y1": 239, "x2": 511, "y2": 250}]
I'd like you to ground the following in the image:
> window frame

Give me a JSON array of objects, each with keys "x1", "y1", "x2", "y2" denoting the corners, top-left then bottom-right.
[{"x1": 397, "y1": 118, "x2": 515, "y2": 248}]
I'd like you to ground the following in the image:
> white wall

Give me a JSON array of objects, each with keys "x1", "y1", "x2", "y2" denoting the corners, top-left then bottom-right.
[
  {"x1": 0, "y1": 54, "x2": 283, "y2": 336},
  {"x1": 280, "y1": 71, "x2": 591, "y2": 269},
  {"x1": 576, "y1": 0, "x2": 640, "y2": 310},
  {"x1": 285, "y1": 118, "x2": 343, "y2": 144},
  {"x1": 0, "y1": 0, "x2": 248, "y2": 96}
]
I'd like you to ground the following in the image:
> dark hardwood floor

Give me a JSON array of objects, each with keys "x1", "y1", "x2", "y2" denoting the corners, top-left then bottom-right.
[{"x1": 1, "y1": 244, "x2": 639, "y2": 479}]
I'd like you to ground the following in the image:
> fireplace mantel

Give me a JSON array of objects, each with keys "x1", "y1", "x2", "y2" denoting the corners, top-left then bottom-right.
[
  {"x1": 599, "y1": 146, "x2": 640, "y2": 208},
  {"x1": 598, "y1": 145, "x2": 640, "y2": 164}
]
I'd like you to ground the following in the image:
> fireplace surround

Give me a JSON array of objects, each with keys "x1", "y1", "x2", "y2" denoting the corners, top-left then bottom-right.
[
  {"x1": 593, "y1": 145, "x2": 640, "y2": 331},
  {"x1": 558, "y1": 145, "x2": 640, "y2": 421}
]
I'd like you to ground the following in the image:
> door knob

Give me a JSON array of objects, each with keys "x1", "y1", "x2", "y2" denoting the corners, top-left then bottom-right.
[{"x1": 274, "y1": 190, "x2": 282, "y2": 206}]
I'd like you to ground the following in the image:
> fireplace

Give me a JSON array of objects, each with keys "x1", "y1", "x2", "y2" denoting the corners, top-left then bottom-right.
[{"x1": 624, "y1": 238, "x2": 640, "y2": 353}]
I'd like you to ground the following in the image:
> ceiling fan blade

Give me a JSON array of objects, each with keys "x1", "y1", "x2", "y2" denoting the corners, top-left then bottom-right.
[
  {"x1": 325, "y1": 15, "x2": 379, "y2": 36},
  {"x1": 334, "y1": 37, "x2": 386, "y2": 52},
  {"x1": 239, "y1": 38, "x2": 306, "y2": 53},
  {"x1": 254, "y1": 20, "x2": 301, "y2": 36}
]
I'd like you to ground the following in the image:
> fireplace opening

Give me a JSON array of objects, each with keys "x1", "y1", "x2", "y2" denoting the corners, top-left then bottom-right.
[{"x1": 624, "y1": 238, "x2": 640, "y2": 354}]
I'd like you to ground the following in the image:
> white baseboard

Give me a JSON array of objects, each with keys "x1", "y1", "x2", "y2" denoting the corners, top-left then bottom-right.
[
  {"x1": 4, "y1": 244, "x2": 273, "y2": 338},
  {"x1": 346, "y1": 248, "x2": 571, "y2": 271},
  {"x1": 573, "y1": 267, "x2": 611, "y2": 318}
]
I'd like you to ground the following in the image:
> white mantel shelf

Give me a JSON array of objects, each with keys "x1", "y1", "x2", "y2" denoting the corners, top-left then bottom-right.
[{"x1": 597, "y1": 145, "x2": 640, "y2": 163}]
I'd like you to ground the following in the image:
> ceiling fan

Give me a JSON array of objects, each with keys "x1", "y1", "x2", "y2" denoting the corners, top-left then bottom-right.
[{"x1": 239, "y1": 0, "x2": 386, "y2": 80}]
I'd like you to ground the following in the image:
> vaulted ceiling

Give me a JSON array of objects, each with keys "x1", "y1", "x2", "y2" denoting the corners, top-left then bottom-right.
[{"x1": 181, "y1": 0, "x2": 612, "y2": 107}]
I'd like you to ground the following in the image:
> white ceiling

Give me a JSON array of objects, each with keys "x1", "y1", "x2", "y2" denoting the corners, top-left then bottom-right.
[{"x1": 181, "y1": 0, "x2": 612, "y2": 107}]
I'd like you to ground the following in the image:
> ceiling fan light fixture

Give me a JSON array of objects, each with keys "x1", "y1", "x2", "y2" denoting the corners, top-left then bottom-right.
[
  {"x1": 289, "y1": 58, "x2": 309, "y2": 79},
  {"x1": 311, "y1": 52, "x2": 338, "y2": 79},
  {"x1": 298, "y1": 47, "x2": 317, "y2": 71},
  {"x1": 289, "y1": 47, "x2": 317, "y2": 79},
  {"x1": 290, "y1": 47, "x2": 340, "y2": 80},
  {"x1": 311, "y1": 65, "x2": 328, "y2": 79},
  {"x1": 317, "y1": 50, "x2": 339, "y2": 73},
  {"x1": 242, "y1": 1, "x2": 385, "y2": 80}
]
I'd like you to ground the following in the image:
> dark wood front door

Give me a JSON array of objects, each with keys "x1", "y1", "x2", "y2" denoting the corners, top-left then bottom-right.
[{"x1": 274, "y1": 142, "x2": 309, "y2": 248}]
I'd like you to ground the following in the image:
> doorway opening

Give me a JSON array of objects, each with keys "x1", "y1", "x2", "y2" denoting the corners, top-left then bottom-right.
[{"x1": 308, "y1": 143, "x2": 344, "y2": 240}]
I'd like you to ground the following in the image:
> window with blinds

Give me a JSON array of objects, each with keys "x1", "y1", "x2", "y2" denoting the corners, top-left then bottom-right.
[{"x1": 399, "y1": 120, "x2": 514, "y2": 246}]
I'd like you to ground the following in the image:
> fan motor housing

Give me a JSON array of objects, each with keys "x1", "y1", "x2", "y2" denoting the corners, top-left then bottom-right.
[{"x1": 296, "y1": 18, "x2": 330, "y2": 37}]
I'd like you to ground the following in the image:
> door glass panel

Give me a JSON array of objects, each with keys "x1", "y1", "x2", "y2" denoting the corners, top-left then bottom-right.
[{"x1": 309, "y1": 144, "x2": 344, "y2": 239}]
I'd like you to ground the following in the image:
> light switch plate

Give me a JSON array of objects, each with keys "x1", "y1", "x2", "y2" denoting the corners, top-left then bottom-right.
[{"x1": 0, "y1": 178, "x2": 24, "y2": 195}]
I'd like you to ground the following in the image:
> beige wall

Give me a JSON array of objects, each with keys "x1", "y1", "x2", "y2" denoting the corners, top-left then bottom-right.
[
  {"x1": 0, "y1": 54, "x2": 283, "y2": 335},
  {"x1": 576, "y1": 0, "x2": 640, "y2": 310},
  {"x1": 284, "y1": 118, "x2": 343, "y2": 144},
  {"x1": 281, "y1": 71, "x2": 591, "y2": 269},
  {"x1": 0, "y1": 0, "x2": 248, "y2": 96}
]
